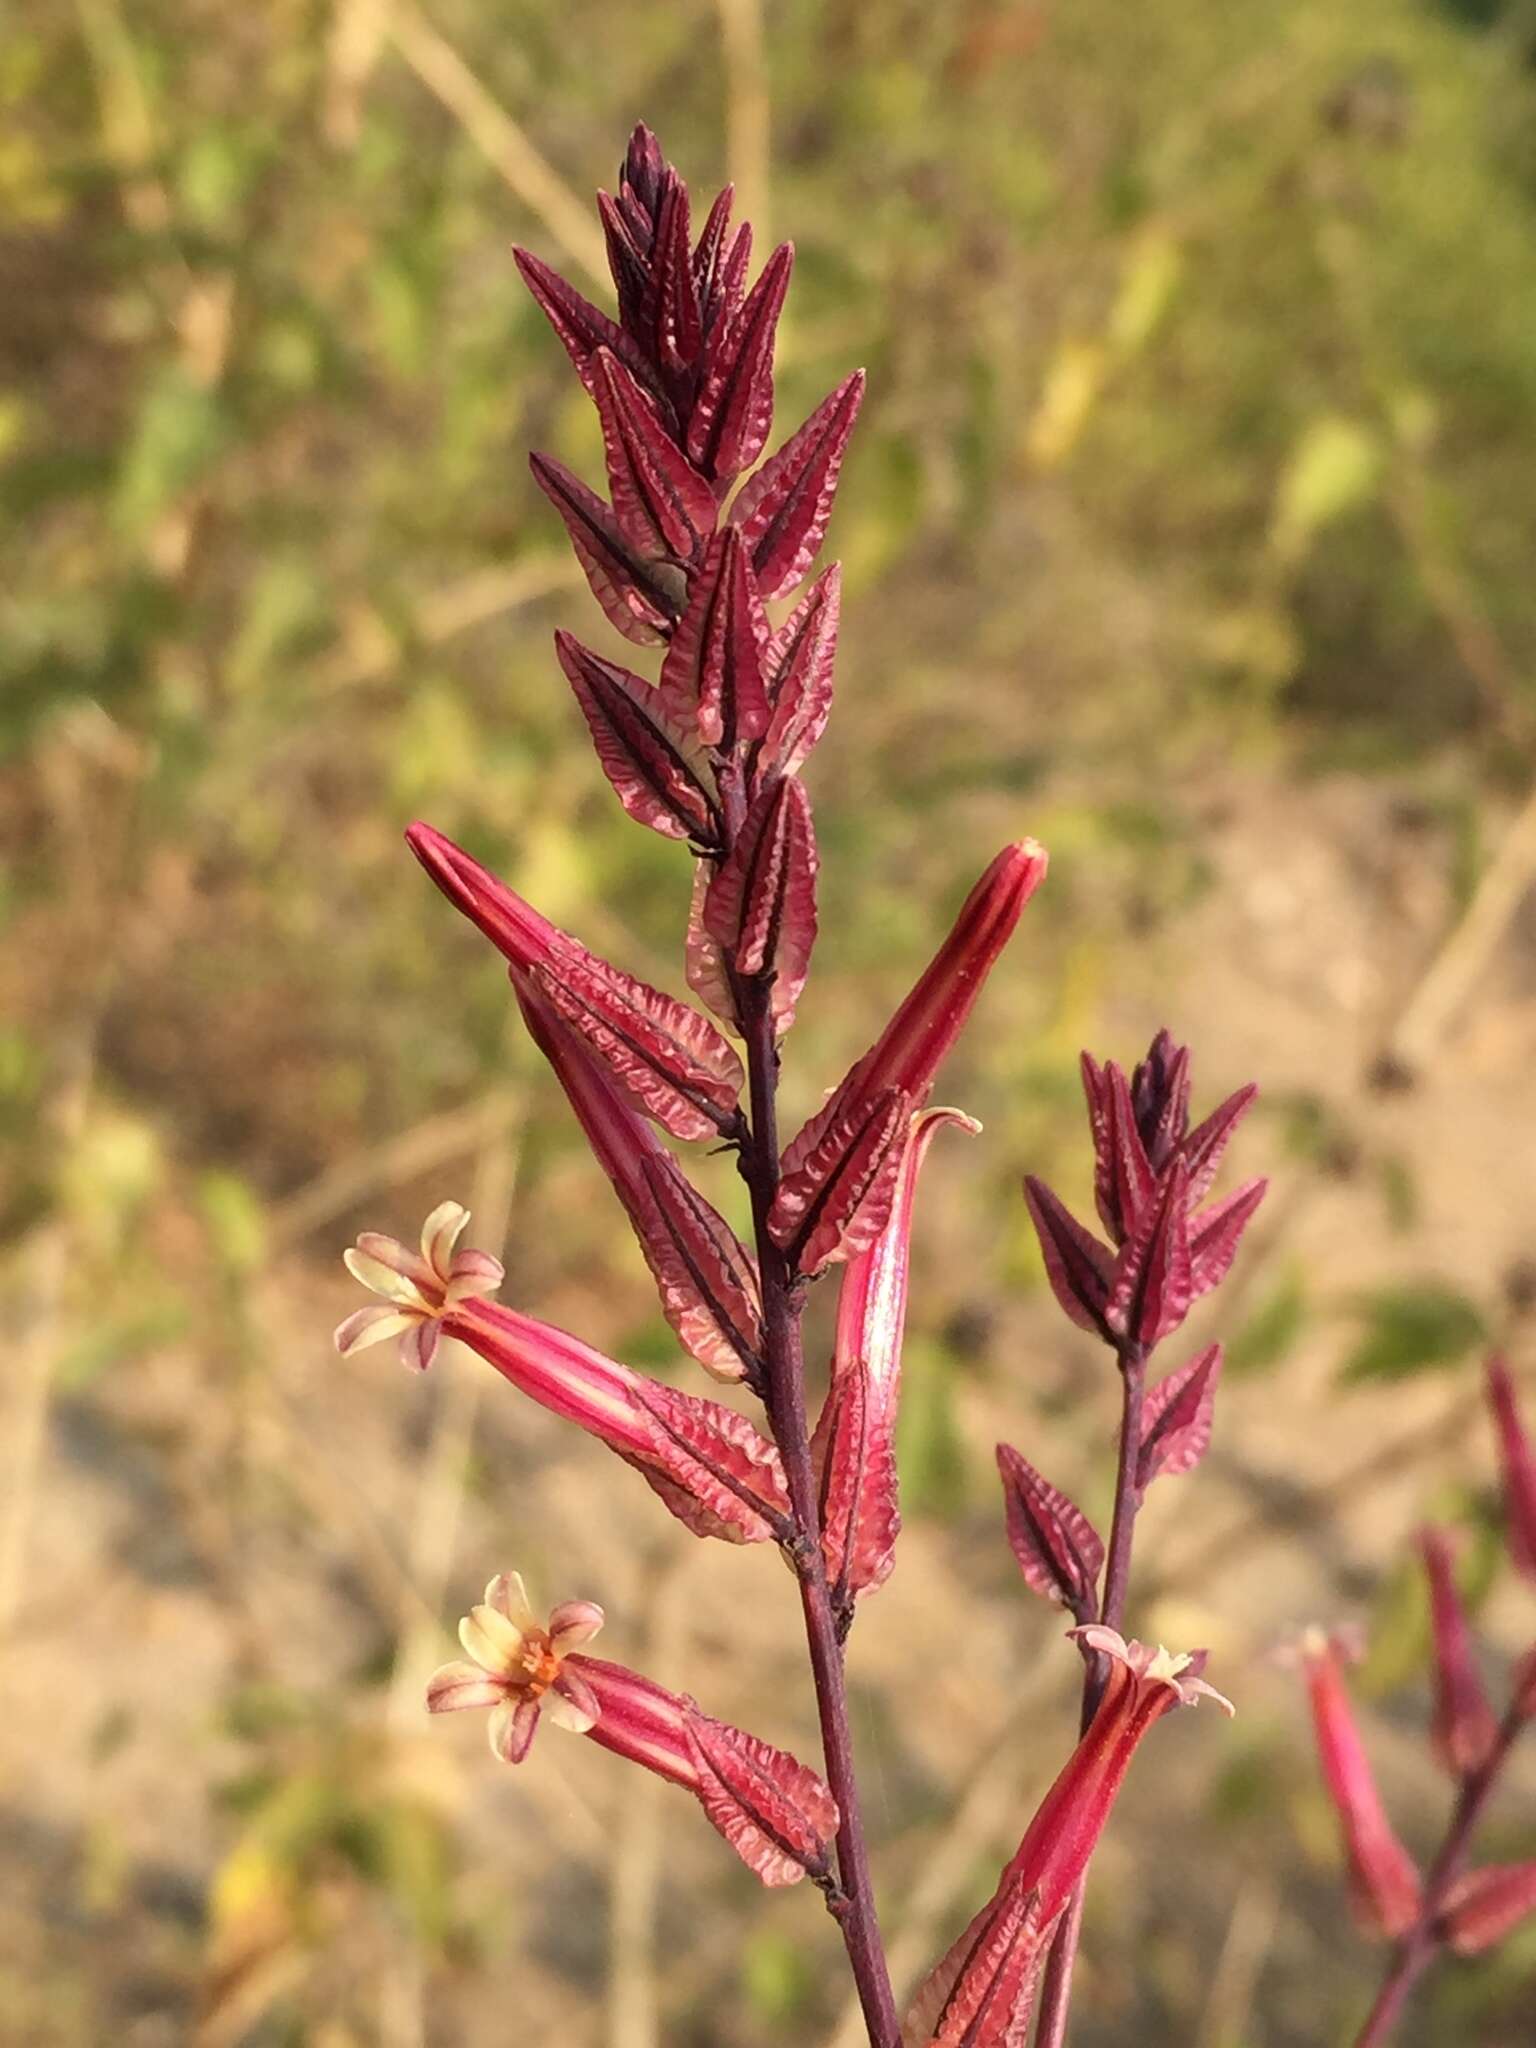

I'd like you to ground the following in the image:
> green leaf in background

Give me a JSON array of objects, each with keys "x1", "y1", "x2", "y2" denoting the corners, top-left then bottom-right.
[
  {"x1": 895, "y1": 1336, "x2": 968, "y2": 1518},
  {"x1": 1338, "y1": 1282, "x2": 1487, "y2": 1384},
  {"x1": 741, "y1": 1927, "x2": 819, "y2": 2028},
  {"x1": 1269, "y1": 415, "x2": 1383, "y2": 567},
  {"x1": 199, "y1": 1169, "x2": 268, "y2": 1278},
  {"x1": 1227, "y1": 1264, "x2": 1309, "y2": 1377},
  {"x1": 113, "y1": 366, "x2": 228, "y2": 537}
]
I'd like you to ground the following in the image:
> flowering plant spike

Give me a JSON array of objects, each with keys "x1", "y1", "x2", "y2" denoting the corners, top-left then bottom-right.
[
  {"x1": 327, "y1": 131, "x2": 1281, "y2": 2048},
  {"x1": 1289, "y1": 1358, "x2": 1536, "y2": 2045}
]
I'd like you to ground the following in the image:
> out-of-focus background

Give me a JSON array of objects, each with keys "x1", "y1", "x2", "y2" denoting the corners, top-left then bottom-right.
[{"x1": 4, "y1": 2, "x2": 1536, "y2": 2043}]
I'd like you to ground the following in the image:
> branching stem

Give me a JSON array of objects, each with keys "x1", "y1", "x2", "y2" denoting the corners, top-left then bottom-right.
[{"x1": 735, "y1": 977, "x2": 900, "y2": 2048}]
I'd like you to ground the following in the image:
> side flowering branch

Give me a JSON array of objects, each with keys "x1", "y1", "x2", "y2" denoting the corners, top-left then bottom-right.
[
  {"x1": 1012, "y1": 1031, "x2": 1264, "y2": 2048},
  {"x1": 1306, "y1": 1355, "x2": 1536, "y2": 2048}
]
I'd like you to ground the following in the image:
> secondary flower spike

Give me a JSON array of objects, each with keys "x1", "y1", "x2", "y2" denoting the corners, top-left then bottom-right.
[
  {"x1": 1024, "y1": 1036, "x2": 1265, "y2": 1348},
  {"x1": 902, "y1": 1627, "x2": 1231, "y2": 2046},
  {"x1": 336, "y1": 1207, "x2": 789, "y2": 1544},
  {"x1": 429, "y1": 1570, "x2": 839, "y2": 1887},
  {"x1": 1297, "y1": 1628, "x2": 1423, "y2": 1939}
]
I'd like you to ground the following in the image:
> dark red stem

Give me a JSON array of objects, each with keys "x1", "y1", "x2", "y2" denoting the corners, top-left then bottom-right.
[
  {"x1": 737, "y1": 978, "x2": 900, "y2": 2048},
  {"x1": 1352, "y1": 1701, "x2": 1528, "y2": 2048},
  {"x1": 1032, "y1": 1340, "x2": 1148, "y2": 2048}
]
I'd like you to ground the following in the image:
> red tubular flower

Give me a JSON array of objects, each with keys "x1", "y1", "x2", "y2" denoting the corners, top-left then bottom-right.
[
  {"x1": 1004, "y1": 1627, "x2": 1233, "y2": 1928},
  {"x1": 776, "y1": 842, "x2": 1046, "y2": 1274},
  {"x1": 1438, "y1": 1863, "x2": 1536, "y2": 1956},
  {"x1": 813, "y1": 1107, "x2": 980, "y2": 1602},
  {"x1": 902, "y1": 1627, "x2": 1231, "y2": 2046},
  {"x1": 429, "y1": 1570, "x2": 838, "y2": 1887},
  {"x1": 1418, "y1": 1526, "x2": 1499, "y2": 1778},
  {"x1": 848, "y1": 841, "x2": 1048, "y2": 1113},
  {"x1": 1487, "y1": 1355, "x2": 1536, "y2": 1582},
  {"x1": 1298, "y1": 1629, "x2": 1423, "y2": 1939},
  {"x1": 336, "y1": 1207, "x2": 788, "y2": 1544},
  {"x1": 406, "y1": 821, "x2": 744, "y2": 1142}
]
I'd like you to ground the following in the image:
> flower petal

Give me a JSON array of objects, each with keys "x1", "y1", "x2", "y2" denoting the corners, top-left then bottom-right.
[
  {"x1": 425, "y1": 1660, "x2": 506, "y2": 1714},
  {"x1": 460, "y1": 1602, "x2": 526, "y2": 1675},
  {"x1": 344, "y1": 1245, "x2": 434, "y2": 1308},
  {"x1": 446, "y1": 1249, "x2": 505, "y2": 1302},
  {"x1": 354, "y1": 1230, "x2": 436, "y2": 1290},
  {"x1": 420, "y1": 1201, "x2": 471, "y2": 1281},
  {"x1": 549, "y1": 1600, "x2": 605, "y2": 1651},
  {"x1": 486, "y1": 1571, "x2": 538, "y2": 1632},
  {"x1": 545, "y1": 1672, "x2": 601, "y2": 1733},
  {"x1": 489, "y1": 1696, "x2": 541, "y2": 1764},
  {"x1": 333, "y1": 1304, "x2": 421, "y2": 1357},
  {"x1": 399, "y1": 1320, "x2": 440, "y2": 1373}
]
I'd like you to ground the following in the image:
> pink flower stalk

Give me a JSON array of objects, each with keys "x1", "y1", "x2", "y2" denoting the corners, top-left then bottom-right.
[
  {"x1": 1437, "y1": 1863, "x2": 1536, "y2": 1957},
  {"x1": 429, "y1": 1570, "x2": 838, "y2": 1887},
  {"x1": 1487, "y1": 1354, "x2": 1536, "y2": 1582},
  {"x1": 513, "y1": 977, "x2": 763, "y2": 1383},
  {"x1": 1298, "y1": 1628, "x2": 1424, "y2": 1940},
  {"x1": 813, "y1": 1106, "x2": 980, "y2": 1603},
  {"x1": 902, "y1": 1627, "x2": 1231, "y2": 2046},
  {"x1": 333, "y1": 1199, "x2": 504, "y2": 1372},
  {"x1": 1417, "y1": 1526, "x2": 1499, "y2": 1778},
  {"x1": 336, "y1": 1207, "x2": 789, "y2": 1543}
]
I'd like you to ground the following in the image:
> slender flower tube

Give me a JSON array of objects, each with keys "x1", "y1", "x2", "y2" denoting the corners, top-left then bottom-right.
[
  {"x1": 1298, "y1": 1628, "x2": 1423, "y2": 1939},
  {"x1": 776, "y1": 842, "x2": 1046, "y2": 1269},
  {"x1": 336, "y1": 1207, "x2": 789, "y2": 1543},
  {"x1": 1418, "y1": 1526, "x2": 1499, "y2": 1777},
  {"x1": 848, "y1": 840, "x2": 1048, "y2": 1112},
  {"x1": 814, "y1": 1106, "x2": 980, "y2": 1600},
  {"x1": 406, "y1": 821, "x2": 562, "y2": 967},
  {"x1": 429, "y1": 1571, "x2": 839, "y2": 1887},
  {"x1": 1487, "y1": 1355, "x2": 1536, "y2": 1582},
  {"x1": 406, "y1": 821, "x2": 745, "y2": 1143},
  {"x1": 902, "y1": 1627, "x2": 1231, "y2": 2046}
]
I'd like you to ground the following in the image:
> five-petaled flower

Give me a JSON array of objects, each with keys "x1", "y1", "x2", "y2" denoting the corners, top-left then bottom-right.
[
  {"x1": 334, "y1": 1199, "x2": 503, "y2": 1373},
  {"x1": 428, "y1": 1571, "x2": 605, "y2": 1763}
]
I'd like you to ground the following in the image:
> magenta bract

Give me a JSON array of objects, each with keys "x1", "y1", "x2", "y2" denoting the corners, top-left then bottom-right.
[{"x1": 995, "y1": 1443, "x2": 1104, "y2": 1620}]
